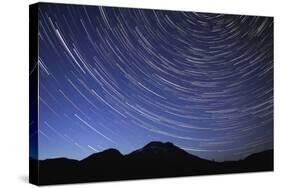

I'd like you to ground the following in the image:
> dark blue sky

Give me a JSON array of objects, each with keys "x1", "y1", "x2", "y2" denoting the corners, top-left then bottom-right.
[{"x1": 31, "y1": 3, "x2": 273, "y2": 161}]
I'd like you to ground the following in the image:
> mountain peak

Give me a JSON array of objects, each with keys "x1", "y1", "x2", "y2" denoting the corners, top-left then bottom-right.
[
  {"x1": 127, "y1": 141, "x2": 190, "y2": 158},
  {"x1": 100, "y1": 148, "x2": 121, "y2": 155},
  {"x1": 81, "y1": 148, "x2": 122, "y2": 162},
  {"x1": 143, "y1": 141, "x2": 175, "y2": 149}
]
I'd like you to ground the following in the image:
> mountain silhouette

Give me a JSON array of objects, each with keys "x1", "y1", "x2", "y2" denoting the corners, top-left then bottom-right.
[
  {"x1": 82, "y1": 148, "x2": 123, "y2": 163},
  {"x1": 29, "y1": 141, "x2": 273, "y2": 185}
]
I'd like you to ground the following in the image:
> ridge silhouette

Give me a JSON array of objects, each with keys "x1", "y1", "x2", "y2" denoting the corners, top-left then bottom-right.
[{"x1": 30, "y1": 141, "x2": 273, "y2": 185}]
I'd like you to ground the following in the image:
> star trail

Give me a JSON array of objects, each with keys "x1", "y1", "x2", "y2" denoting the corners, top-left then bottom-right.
[{"x1": 31, "y1": 3, "x2": 273, "y2": 161}]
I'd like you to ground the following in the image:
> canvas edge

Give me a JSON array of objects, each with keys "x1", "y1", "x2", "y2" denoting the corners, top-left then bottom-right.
[{"x1": 29, "y1": 3, "x2": 39, "y2": 186}]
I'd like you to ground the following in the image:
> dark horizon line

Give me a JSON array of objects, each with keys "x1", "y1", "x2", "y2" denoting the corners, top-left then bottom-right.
[{"x1": 30, "y1": 141, "x2": 273, "y2": 163}]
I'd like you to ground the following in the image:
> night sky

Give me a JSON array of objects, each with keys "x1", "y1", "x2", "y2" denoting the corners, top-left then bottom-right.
[{"x1": 32, "y1": 3, "x2": 273, "y2": 161}]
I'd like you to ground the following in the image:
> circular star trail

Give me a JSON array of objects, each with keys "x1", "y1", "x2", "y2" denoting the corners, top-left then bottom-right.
[{"x1": 32, "y1": 3, "x2": 273, "y2": 161}]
